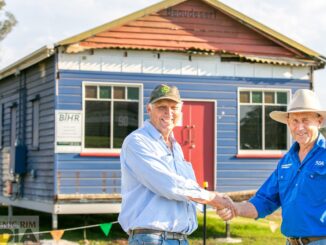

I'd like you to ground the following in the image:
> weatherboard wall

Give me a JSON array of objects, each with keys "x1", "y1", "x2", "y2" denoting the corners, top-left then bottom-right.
[
  {"x1": 0, "y1": 57, "x2": 56, "y2": 201},
  {"x1": 56, "y1": 50, "x2": 310, "y2": 194}
]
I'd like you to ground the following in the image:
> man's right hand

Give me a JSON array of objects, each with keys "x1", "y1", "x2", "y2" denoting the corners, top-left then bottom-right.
[
  {"x1": 208, "y1": 193, "x2": 237, "y2": 220},
  {"x1": 216, "y1": 200, "x2": 259, "y2": 220},
  {"x1": 216, "y1": 206, "x2": 236, "y2": 221},
  {"x1": 187, "y1": 191, "x2": 237, "y2": 218}
]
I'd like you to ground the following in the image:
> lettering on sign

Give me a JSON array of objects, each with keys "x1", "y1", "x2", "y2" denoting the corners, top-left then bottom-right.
[
  {"x1": 55, "y1": 110, "x2": 82, "y2": 153},
  {"x1": 59, "y1": 113, "x2": 80, "y2": 122},
  {"x1": 166, "y1": 7, "x2": 217, "y2": 19}
]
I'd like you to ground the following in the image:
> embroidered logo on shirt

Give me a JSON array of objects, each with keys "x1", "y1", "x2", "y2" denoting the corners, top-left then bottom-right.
[
  {"x1": 321, "y1": 210, "x2": 326, "y2": 223},
  {"x1": 281, "y1": 163, "x2": 292, "y2": 169},
  {"x1": 315, "y1": 160, "x2": 325, "y2": 167}
]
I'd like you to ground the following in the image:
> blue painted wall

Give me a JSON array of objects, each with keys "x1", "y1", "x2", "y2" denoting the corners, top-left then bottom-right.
[
  {"x1": 56, "y1": 69, "x2": 310, "y2": 194},
  {"x1": 0, "y1": 57, "x2": 56, "y2": 201}
]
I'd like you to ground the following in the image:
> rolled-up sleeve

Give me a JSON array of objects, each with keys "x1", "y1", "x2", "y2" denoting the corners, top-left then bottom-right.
[
  {"x1": 122, "y1": 134, "x2": 210, "y2": 202},
  {"x1": 249, "y1": 170, "x2": 281, "y2": 218}
]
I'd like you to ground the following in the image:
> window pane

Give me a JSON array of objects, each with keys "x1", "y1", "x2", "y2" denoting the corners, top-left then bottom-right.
[
  {"x1": 265, "y1": 105, "x2": 287, "y2": 150},
  {"x1": 252, "y1": 92, "x2": 262, "y2": 103},
  {"x1": 128, "y1": 87, "x2": 139, "y2": 100},
  {"x1": 113, "y1": 102, "x2": 139, "y2": 148},
  {"x1": 85, "y1": 101, "x2": 111, "y2": 148},
  {"x1": 114, "y1": 87, "x2": 125, "y2": 99},
  {"x1": 240, "y1": 105, "x2": 262, "y2": 150},
  {"x1": 100, "y1": 86, "x2": 111, "y2": 99},
  {"x1": 277, "y1": 92, "x2": 287, "y2": 104},
  {"x1": 240, "y1": 91, "x2": 250, "y2": 103},
  {"x1": 85, "y1": 86, "x2": 97, "y2": 98},
  {"x1": 264, "y1": 92, "x2": 275, "y2": 103}
]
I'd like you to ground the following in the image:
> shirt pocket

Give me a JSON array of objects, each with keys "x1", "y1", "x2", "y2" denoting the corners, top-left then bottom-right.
[
  {"x1": 304, "y1": 166, "x2": 326, "y2": 204},
  {"x1": 277, "y1": 169, "x2": 294, "y2": 202}
]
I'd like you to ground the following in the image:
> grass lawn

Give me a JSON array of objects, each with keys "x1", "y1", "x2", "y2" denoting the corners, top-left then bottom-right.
[
  {"x1": 0, "y1": 206, "x2": 285, "y2": 244},
  {"x1": 191, "y1": 211, "x2": 285, "y2": 245}
]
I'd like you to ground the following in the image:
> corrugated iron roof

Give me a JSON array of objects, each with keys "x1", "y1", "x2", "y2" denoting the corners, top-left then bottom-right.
[
  {"x1": 1, "y1": 0, "x2": 325, "y2": 79},
  {"x1": 64, "y1": 43, "x2": 316, "y2": 68},
  {"x1": 240, "y1": 56, "x2": 314, "y2": 67},
  {"x1": 0, "y1": 45, "x2": 55, "y2": 80},
  {"x1": 57, "y1": 0, "x2": 325, "y2": 65},
  {"x1": 220, "y1": 52, "x2": 316, "y2": 67}
]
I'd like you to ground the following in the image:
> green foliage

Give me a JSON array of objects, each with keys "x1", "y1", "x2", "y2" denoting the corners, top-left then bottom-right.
[
  {"x1": 321, "y1": 128, "x2": 326, "y2": 138},
  {"x1": 0, "y1": 0, "x2": 17, "y2": 41}
]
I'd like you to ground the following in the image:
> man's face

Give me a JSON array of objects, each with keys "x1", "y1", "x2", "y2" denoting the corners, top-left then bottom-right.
[
  {"x1": 147, "y1": 99, "x2": 182, "y2": 138},
  {"x1": 287, "y1": 112, "x2": 323, "y2": 147}
]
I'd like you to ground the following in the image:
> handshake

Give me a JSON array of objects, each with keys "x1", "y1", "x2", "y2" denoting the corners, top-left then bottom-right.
[{"x1": 189, "y1": 192, "x2": 239, "y2": 221}]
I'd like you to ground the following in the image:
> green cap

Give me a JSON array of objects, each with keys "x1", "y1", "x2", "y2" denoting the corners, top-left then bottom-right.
[{"x1": 149, "y1": 84, "x2": 181, "y2": 104}]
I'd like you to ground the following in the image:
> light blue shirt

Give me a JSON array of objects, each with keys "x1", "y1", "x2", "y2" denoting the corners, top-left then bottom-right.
[
  {"x1": 118, "y1": 120, "x2": 209, "y2": 234},
  {"x1": 250, "y1": 133, "x2": 326, "y2": 237}
]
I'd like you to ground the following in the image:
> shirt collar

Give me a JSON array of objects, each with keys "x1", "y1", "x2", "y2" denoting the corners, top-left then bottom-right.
[
  {"x1": 289, "y1": 133, "x2": 326, "y2": 154},
  {"x1": 315, "y1": 133, "x2": 326, "y2": 149}
]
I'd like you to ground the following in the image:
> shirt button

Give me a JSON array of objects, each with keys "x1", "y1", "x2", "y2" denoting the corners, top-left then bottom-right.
[
  {"x1": 310, "y1": 175, "x2": 314, "y2": 179},
  {"x1": 280, "y1": 176, "x2": 284, "y2": 179},
  {"x1": 295, "y1": 184, "x2": 298, "y2": 187}
]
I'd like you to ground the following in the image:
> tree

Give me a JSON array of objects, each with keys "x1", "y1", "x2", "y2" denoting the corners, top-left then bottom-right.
[
  {"x1": 321, "y1": 128, "x2": 326, "y2": 138},
  {"x1": 0, "y1": 0, "x2": 17, "y2": 41}
]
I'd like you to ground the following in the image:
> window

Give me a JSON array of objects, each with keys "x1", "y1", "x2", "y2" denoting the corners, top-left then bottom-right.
[
  {"x1": 83, "y1": 83, "x2": 142, "y2": 151},
  {"x1": 32, "y1": 99, "x2": 40, "y2": 149},
  {"x1": 238, "y1": 89, "x2": 289, "y2": 152}
]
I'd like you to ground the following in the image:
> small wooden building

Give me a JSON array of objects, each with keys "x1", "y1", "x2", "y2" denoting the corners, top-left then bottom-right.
[{"x1": 0, "y1": 0, "x2": 324, "y2": 227}]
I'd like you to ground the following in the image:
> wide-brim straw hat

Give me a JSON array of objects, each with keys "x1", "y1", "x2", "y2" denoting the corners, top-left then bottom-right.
[{"x1": 269, "y1": 89, "x2": 326, "y2": 126}]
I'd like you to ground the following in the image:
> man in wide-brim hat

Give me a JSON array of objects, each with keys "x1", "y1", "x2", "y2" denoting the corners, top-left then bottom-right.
[{"x1": 217, "y1": 89, "x2": 326, "y2": 245}]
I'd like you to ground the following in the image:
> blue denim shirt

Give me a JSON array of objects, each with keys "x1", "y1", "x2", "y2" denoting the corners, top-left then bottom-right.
[
  {"x1": 250, "y1": 134, "x2": 326, "y2": 237},
  {"x1": 118, "y1": 120, "x2": 209, "y2": 234}
]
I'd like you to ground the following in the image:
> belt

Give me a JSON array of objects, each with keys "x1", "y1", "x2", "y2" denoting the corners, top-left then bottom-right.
[
  {"x1": 287, "y1": 236, "x2": 326, "y2": 245},
  {"x1": 130, "y1": 229, "x2": 187, "y2": 240}
]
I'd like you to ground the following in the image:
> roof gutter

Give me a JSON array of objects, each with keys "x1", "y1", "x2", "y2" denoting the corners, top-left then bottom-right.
[{"x1": 0, "y1": 44, "x2": 55, "y2": 80}]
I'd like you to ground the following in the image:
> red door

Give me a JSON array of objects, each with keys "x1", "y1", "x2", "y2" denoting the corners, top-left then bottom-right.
[{"x1": 174, "y1": 101, "x2": 215, "y2": 190}]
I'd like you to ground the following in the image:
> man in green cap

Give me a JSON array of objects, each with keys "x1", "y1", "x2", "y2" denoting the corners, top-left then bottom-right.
[{"x1": 118, "y1": 84, "x2": 234, "y2": 244}]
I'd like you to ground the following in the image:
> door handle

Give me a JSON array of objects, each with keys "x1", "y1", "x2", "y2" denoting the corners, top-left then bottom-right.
[
  {"x1": 189, "y1": 125, "x2": 195, "y2": 149},
  {"x1": 182, "y1": 125, "x2": 190, "y2": 145},
  {"x1": 190, "y1": 125, "x2": 195, "y2": 142}
]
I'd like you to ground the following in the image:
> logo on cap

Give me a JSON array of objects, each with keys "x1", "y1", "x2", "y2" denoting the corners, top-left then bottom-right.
[
  {"x1": 160, "y1": 85, "x2": 170, "y2": 94},
  {"x1": 149, "y1": 84, "x2": 181, "y2": 103}
]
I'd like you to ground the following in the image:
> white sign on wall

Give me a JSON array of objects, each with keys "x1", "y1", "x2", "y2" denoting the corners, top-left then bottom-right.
[{"x1": 55, "y1": 110, "x2": 82, "y2": 153}]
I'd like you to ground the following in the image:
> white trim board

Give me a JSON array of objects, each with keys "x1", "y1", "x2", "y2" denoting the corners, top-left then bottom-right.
[
  {"x1": 58, "y1": 49, "x2": 310, "y2": 80},
  {"x1": 0, "y1": 196, "x2": 121, "y2": 214}
]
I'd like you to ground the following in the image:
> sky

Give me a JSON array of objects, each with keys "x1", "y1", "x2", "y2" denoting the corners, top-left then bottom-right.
[{"x1": 1, "y1": 0, "x2": 326, "y2": 106}]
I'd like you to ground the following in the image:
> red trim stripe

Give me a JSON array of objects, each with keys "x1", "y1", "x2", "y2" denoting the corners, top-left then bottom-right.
[
  {"x1": 80, "y1": 152, "x2": 120, "y2": 157},
  {"x1": 236, "y1": 154, "x2": 283, "y2": 159}
]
